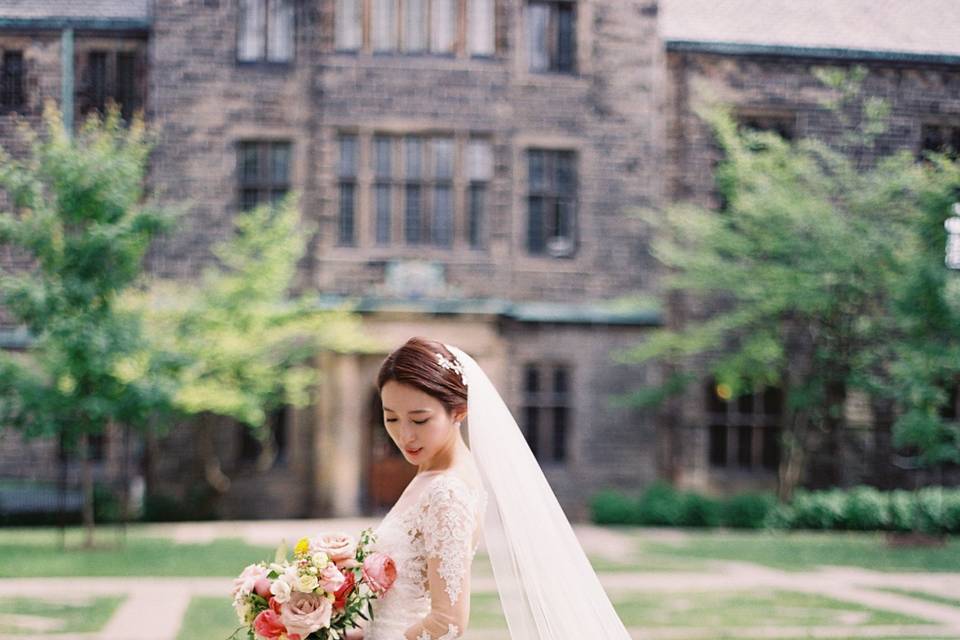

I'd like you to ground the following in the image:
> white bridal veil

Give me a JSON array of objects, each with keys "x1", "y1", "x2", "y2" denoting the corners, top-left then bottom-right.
[{"x1": 443, "y1": 344, "x2": 632, "y2": 639}]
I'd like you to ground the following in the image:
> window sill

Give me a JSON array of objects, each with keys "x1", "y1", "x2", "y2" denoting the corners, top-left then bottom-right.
[
  {"x1": 235, "y1": 59, "x2": 295, "y2": 70},
  {"x1": 515, "y1": 70, "x2": 589, "y2": 88},
  {"x1": 327, "y1": 51, "x2": 504, "y2": 67},
  {"x1": 320, "y1": 245, "x2": 492, "y2": 263}
]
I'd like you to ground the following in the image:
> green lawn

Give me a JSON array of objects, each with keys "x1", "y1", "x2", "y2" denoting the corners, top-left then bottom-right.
[
  {"x1": 0, "y1": 595, "x2": 124, "y2": 634},
  {"x1": 876, "y1": 587, "x2": 960, "y2": 608},
  {"x1": 0, "y1": 527, "x2": 273, "y2": 577},
  {"x1": 178, "y1": 592, "x2": 508, "y2": 639},
  {"x1": 635, "y1": 530, "x2": 960, "y2": 572},
  {"x1": 178, "y1": 589, "x2": 934, "y2": 640},
  {"x1": 177, "y1": 597, "x2": 243, "y2": 640},
  {"x1": 612, "y1": 589, "x2": 925, "y2": 627}
]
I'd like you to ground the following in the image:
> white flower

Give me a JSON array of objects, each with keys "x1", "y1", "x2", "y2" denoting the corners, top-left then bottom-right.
[
  {"x1": 311, "y1": 551, "x2": 330, "y2": 567},
  {"x1": 232, "y1": 563, "x2": 267, "y2": 597},
  {"x1": 296, "y1": 573, "x2": 320, "y2": 593},
  {"x1": 232, "y1": 594, "x2": 252, "y2": 624},
  {"x1": 270, "y1": 578, "x2": 292, "y2": 603}
]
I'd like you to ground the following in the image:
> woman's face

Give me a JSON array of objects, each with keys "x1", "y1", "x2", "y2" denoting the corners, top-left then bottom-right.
[{"x1": 380, "y1": 380, "x2": 464, "y2": 467}]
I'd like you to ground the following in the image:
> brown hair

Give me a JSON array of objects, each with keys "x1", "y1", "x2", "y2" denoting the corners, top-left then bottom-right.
[{"x1": 377, "y1": 336, "x2": 467, "y2": 416}]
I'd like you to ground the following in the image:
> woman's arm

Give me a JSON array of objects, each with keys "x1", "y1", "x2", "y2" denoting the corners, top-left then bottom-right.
[
  {"x1": 403, "y1": 479, "x2": 478, "y2": 640},
  {"x1": 402, "y1": 551, "x2": 472, "y2": 640}
]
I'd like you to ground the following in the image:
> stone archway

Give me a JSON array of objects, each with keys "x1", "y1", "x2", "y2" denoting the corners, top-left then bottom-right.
[{"x1": 364, "y1": 389, "x2": 416, "y2": 514}]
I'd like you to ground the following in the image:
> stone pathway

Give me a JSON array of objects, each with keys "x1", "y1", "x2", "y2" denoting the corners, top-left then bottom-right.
[{"x1": 0, "y1": 523, "x2": 958, "y2": 640}]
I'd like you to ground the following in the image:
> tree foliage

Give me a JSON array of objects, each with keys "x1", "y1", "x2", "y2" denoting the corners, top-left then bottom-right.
[{"x1": 621, "y1": 67, "x2": 960, "y2": 494}]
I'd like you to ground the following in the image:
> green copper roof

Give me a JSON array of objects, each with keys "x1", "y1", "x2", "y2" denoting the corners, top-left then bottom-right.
[
  {"x1": 666, "y1": 40, "x2": 960, "y2": 66},
  {"x1": 314, "y1": 294, "x2": 662, "y2": 326}
]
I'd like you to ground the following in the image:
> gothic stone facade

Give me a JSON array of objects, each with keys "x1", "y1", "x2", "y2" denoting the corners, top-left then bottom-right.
[
  {"x1": 664, "y1": 47, "x2": 960, "y2": 493},
  {"x1": 0, "y1": 1, "x2": 958, "y2": 522}
]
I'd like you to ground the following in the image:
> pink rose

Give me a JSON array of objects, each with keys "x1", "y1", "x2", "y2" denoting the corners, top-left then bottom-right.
[
  {"x1": 233, "y1": 563, "x2": 268, "y2": 597},
  {"x1": 310, "y1": 532, "x2": 358, "y2": 563},
  {"x1": 280, "y1": 591, "x2": 333, "y2": 638},
  {"x1": 333, "y1": 571, "x2": 356, "y2": 610},
  {"x1": 253, "y1": 610, "x2": 291, "y2": 640},
  {"x1": 254, "y1": 577, "x2": 273, "y2": 598},
  {"x1": 318, "y1": 562, "x2": 346, "y2": 593},
  {"x1": 268, "y1": 597, "x2": 282, "y2": 615},
  {"x1": 362, "y1": 552, "x2": 397, "y2": 596}
]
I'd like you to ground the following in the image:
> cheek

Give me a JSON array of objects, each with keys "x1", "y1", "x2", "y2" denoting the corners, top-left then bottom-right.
[
  {"x1": 383, "y1": 422, "x2": 400, "y2": 441},
  {"x1": 423, "y1": 421, "x2": 452, "y2": 446}
]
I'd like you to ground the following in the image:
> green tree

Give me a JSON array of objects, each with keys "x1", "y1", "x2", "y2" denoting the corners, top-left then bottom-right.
[
  {"x1": 887, "y1": 155, "x2": 960, "y2": 471},
  {"x1": 621, "y1": 67, "x2": 958, "y2": 499},
  {"x1": 0, "y1": 101, "x2": 177, "y2": 545},
  {"x1": 121, "y1": 192, "x2": 377, "y2": 500}
]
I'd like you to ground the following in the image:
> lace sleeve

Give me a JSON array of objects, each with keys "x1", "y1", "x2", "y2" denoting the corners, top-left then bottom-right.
[{"x1": 403, "y1": 476, "x2": 480, "y2": 640}]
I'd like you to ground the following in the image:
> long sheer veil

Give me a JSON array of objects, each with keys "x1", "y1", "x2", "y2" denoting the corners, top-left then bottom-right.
[{"x1": 443, "y1": 344, "x2": 632, "y2": 639}]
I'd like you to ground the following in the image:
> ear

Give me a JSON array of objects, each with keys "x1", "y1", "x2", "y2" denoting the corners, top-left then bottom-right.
[{"x1": 452, "y1": 407, "x2": 467, "y2": 424}]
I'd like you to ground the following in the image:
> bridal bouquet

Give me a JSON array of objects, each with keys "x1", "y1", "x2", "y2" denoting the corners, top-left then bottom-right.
[{"x1": 230, "y1": 528, "x2": 396, "y2": 640}]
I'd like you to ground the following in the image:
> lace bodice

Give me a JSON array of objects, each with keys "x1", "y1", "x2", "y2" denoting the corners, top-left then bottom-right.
[{"x1": 365, "y1": 471, "x2": 487, "y2": 640}]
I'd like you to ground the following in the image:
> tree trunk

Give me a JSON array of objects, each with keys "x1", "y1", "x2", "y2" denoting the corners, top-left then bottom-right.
[
  {"x1": 57, "y1": 433, "x2": 68, "y2": 552},
  {"x1": 659, "y1": 289, "x2": 687, "y2": 484},
  {"x1": 199, "y1": 412, "x2": 231, "y2": 493},
  {"x1": 143, "y1": 418, "x2": 158, "y2": 495},
  {"x1": 870, "y1": 396, "x2": 896, "y2": 489},
  {"x1": 778, "y1": 407, "x2": 810, "y2": 502},
  {"x1": 119, "y1": 421, "x2": 130, "y2": 547},
  {"x1": 80, "y1": 433, "x2": 95, "y2": 549},
  {"x1": 824, "y1": 377, "x2": 848, "y2": 487}
]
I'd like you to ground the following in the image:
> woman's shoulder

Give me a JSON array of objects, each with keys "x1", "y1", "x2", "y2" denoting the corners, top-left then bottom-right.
[{"x1": 421, "y1": 469, "x2": 486, "y2": 510}]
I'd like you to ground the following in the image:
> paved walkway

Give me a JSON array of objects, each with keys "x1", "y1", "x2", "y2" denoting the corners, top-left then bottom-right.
[{"x1": 0, "y1": 523, "x2": 958, "y2": 640}]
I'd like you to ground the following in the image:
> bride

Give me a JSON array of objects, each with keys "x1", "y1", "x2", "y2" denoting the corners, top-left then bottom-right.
[{"x1": 348, "y1": 337, "x2": 632, "y2": 640}]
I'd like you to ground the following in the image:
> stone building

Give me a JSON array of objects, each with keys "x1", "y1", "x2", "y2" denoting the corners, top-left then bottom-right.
[
  {"x1": 0, "y1": 0, "x2": 957, "y2": 522},
  {"x1": 661, "y1": 0, "x2": 960, "y2": 494}
]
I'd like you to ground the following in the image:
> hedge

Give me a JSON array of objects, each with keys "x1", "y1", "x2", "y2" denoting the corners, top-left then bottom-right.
[{"x1": 589, "y1": 483, "x2": 960, "y2": 534}]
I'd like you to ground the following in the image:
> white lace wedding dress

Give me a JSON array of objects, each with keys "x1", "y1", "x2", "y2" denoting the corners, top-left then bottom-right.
[{"x1": 364, "y1": 469, "x2": 488, "y2": 640}]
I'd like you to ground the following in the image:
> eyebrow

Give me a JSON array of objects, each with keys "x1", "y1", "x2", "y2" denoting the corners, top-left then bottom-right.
[{"x1": 382, "y1": 407, "x2": 433, "y2": 414}]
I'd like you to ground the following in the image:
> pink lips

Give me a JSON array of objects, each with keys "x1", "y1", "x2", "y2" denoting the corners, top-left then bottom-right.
[{"x1": 405, "y1": 447, "x2": 422, "y2": 455}]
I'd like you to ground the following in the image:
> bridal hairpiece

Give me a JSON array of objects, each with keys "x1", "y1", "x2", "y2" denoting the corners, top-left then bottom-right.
[{"x1": 435, "y1": 351, "x2": 465, "y2": 382}]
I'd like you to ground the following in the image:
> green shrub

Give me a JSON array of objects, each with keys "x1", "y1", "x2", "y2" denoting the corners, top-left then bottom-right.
[
  {"x1": 142, "y1": 486, "x2": 218, "y2": 522},
  {"x1": 589, "y1": 489, "x2": 637, "y2": 525},
  {"x1": 886, "y1": 490, "x2": 916, "y2": 532},
  {"x1": 676, "y1": 492, "x2": 721, "y2": 527},
  {"x1": 763, "y1": 501, "x2": 796, "y2": 529},
  {"x1": 721, "y1": 493, "x2": 775, "y2": 529},
  {"x1": 635, "y1": 481, "x2": 682, "y2": 526},
  {"x1": 93, "y1": 483, "x2": 123, "y2": 523},
  {"x1": 914, "y1": 487, "x2": 952, "y2": 535},
  {"x1": 843, "y1": 486, "x2": 889, "y2": 531},
  {"x1": 789, "y1": 489, "x2": 846, "y2": 529},
  {"x1": 587, "y1": 484, "x2": 960, "y2": 533},
  {"x1": 942, "y1": 490, "x2": 960, "y2": 534}
]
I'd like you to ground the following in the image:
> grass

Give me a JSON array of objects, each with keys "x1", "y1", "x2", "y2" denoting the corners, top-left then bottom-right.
[
  {"x1": 636, "y1": 529, "x2": 960, "y2": 572},
  {"x1": 611, "y1": 589, "x2": 926, "y2": 627},
  {"x1": 876, "y1": 587, "x2": 960, "y2": 608},
  {"x1": 0, "y1": 595, "x2": 124, "y2": 634},
  {"x1": 177, "y1": 597, "x2": 242, "y2": 640},
  {"x1": 180, "y1": 589, "x2": 937, "y2": 640},
  {"x1": 0, "y1": 527, "x2": 274, "y2": 577},
  {"x1": 177, "y1": 592, "x2": 509, "y2": 639}
]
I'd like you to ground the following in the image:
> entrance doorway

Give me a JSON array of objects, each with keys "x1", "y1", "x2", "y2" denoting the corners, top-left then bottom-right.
[{"x1": 365, "y1": 390, "x2": 416, "y2": 513}]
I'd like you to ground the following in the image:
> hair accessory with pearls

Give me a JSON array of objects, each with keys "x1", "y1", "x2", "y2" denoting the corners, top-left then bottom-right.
[{"x1": 435, "y1": 351, "x2": 465, "y2": 381}]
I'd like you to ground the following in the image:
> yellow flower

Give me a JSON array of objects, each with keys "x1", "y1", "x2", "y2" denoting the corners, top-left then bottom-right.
[{"x1": 294, "y1": 537, "x2": 310, "y2": 556}]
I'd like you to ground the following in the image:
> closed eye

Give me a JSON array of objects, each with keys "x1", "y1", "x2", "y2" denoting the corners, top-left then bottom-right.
[{"x1": 384, "y1": 418, "x2": 429, "y2": 424}]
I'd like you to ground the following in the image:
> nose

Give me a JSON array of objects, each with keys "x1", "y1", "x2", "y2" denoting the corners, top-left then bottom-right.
[{"x1": 399, "y1": 426, "x2": 418, "y2": 447}]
